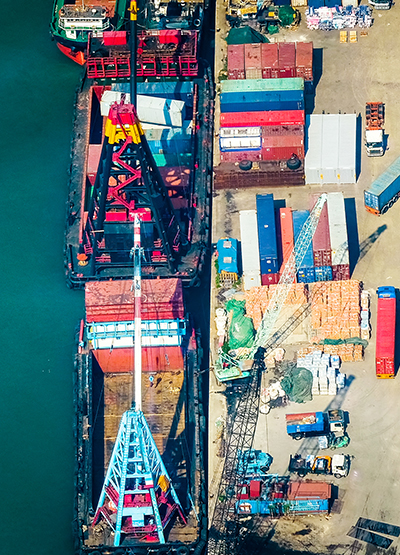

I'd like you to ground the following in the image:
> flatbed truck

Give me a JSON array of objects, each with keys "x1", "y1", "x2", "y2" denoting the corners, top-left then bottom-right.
[
  {"x1": 376, "y1": 286, "x2": 396, "y2": 378},
  {"x1": 286, "y1": 410, "x2": 345, "y2": 440},
  {"x1": 365, "y1": 102, "x2": 384, "y2": 157},
  {"x1": 289, "y1": 453, "x2": 350, "y2": 478}
]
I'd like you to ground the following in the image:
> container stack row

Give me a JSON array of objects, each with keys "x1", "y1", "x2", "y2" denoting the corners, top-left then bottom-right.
[
  {"x1": 227, "y1": 42, "x2": 313, "y2": 83},
  {"x1": 240, "y1": 192, "x2": 350, "y2": 289},
  {"x1": 219, "y1": 77, "x2": 305, "y2": 164}
]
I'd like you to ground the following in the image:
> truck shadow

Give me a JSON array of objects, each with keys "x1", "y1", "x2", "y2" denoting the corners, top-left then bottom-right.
[{"x1": 356, "y1": 113, "x2": 362, "y2": 180}]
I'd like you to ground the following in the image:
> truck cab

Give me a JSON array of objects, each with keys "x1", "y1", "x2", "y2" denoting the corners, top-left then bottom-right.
[
  {"x1": 327, "y1": 409, "x2": 345, "y2": 437},
  {"x1": 365, "y1": 102, "x2": 385, "y2": 157},
  {"x1": 332, "y1": 454, "x2": 350, "y2": 478}
]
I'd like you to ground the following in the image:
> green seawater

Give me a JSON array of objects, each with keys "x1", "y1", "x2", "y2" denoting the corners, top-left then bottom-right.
[{"x1": 0, "y1": 1, "x2": 83, "y2": 553}]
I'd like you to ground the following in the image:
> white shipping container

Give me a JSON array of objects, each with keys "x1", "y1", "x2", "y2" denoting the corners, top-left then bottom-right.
[
  {"x1": 321, "y1": 114, "x2": 339, "y2": 184},
  {"x1": 305, "y1": 115, "x2": 323, "y2": 184},
  {"x1": 100, "y1": 91, "x2": 185, "y2": 127},
  {"x1": 220, "y1": 127, "x2": 261, "y2": 138},
  {"x1": 240, "y1": 210, "x2": 261, "y2": 290},
  {"x1": 144, "y1": 120, "x2": 192, "y2": 141},
  {"x1": 338, "y1": 114, "x2": 356, "y2": 184},
  {"x1": 327, "y1": 192, "x2": 349, "y2": 265},
  {"x1": 220, "y1": 136, "x2": 262, "y2": 150},
  {"x1": 342, "y1": 0, "x2": 358, "y2": 6}
]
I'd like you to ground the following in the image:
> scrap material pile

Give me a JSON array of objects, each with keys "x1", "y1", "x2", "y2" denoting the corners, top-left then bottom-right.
[
  {"x1": 306, "y1": 6, "x2": 372, "y2": 30},
  {"x1": 297, "y1": 351, "x2": 346, "y2": 396},
  {"x1": 297, "y1": 343, "x2": 364, "y2": 363},
  {"x1": 309, "y1": 280, "x2": 361, "y2": 342},
  {"x1": 245, "y1": 283, "x2": 308, "y2": 329}
]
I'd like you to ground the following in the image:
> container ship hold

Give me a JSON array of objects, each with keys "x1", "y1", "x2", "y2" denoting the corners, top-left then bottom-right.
[{"x1": 64, "y1": 1, "x2": 212, "y2": 554}]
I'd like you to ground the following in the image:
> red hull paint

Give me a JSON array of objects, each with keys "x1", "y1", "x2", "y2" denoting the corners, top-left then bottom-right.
[
  {"x1": 56, "y1": 43, "x2": 85, "y2": 65},
  {"x1": 93, "y1": 346, "x2": 184, "y2": 373}
]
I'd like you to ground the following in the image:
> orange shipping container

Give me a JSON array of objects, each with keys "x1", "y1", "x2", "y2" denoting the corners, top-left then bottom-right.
[
  {"x1": 93, "y1": 346, "x2": 184, "y2": 373},
  {"x1": 278, "y1": 208, "x2": 294, "y2": 269}
]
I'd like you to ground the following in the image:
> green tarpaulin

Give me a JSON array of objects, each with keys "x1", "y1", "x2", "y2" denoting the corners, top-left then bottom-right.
[
  {"x1": 281, "y1": 364, "x2": 313, "y2": 403},
  {"x1": 225, "y1": 299, "x2": 255, "y2": 350},
  {"x1": 226, "y1": 26, "x2": 269, "y2": 45}
]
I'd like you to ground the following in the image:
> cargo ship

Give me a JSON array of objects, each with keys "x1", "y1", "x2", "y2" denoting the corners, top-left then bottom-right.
[{"x1": 50, "y1": 0, "x2": 129, "y2": 64}]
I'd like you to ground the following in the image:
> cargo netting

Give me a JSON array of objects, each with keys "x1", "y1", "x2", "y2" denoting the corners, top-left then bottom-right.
[{"x1": 225, "y1": 299, "x2": 255, "y2": 350}]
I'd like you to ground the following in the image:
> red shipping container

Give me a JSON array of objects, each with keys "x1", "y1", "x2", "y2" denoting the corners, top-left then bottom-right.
[
  {"x1": 278, "y1": 42, "x2": 296, "y2": 78},
  {"x1": 261, "y1": 273, "x2": 279, "y2": 285},
  {"x1": 296, "y1": 42, "x2": 313, "y2": 81},
  {"x1": 310, "y1": 194, "x2": 332, "y2": 266},
  {"x1": 262, "y1": 134, "x2": 304, "y2": 148},
  {"x1": 262, "y1": 146, "x2": 304, "y2": 161},
  {"x1": 93, "y1": 345, "x2": 184, "y2": 373},
  {"x1": 279, "y1": 208, "x2": 294, "y2": 268},
  {"x1": 287, "y1": 482, "x2": 331, "y2": 500},
  {"x1": 220, "y1": 149, "x2": 262, "y2": 163},
  {"x1": 331, "y1": 264, "x2": 350, "y2": 281},
  {"x1": 376, "y1": 293, "x2": 396, "y2": 378},
  {"x1": 228, "y1": 44, "x2": 245, "y2": 80},
  {"x1": 249, "y1": 480, "x2": 262, "y2": 499},
  {"x1": 103, "y1": 31, "x2": 128, "y2": 46},
  {"x1": 261, "y1": 43, "x2": 279, "y2": 79},
  {"x1": 87, "y1": 144, "x2": 102, "y2": 184},
  {"x1": 220, "y1": 110, "x2": 305, "y2": 128},
  {"x1": 245, "y1": 43, "x2": 262, "y2": 80},
  {"x1": 262, "y1": 125, "x2": 304, "y2": 137}
]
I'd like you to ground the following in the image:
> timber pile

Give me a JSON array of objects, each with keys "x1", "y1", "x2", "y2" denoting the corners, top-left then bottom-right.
[{"x1": 297, "y1": 343, "x2": 363, "y2": 362}]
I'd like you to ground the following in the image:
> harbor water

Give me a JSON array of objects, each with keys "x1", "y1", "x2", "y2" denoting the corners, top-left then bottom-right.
[{"x1": 0, "y1": 1, "x2": 83, "y2": 553}]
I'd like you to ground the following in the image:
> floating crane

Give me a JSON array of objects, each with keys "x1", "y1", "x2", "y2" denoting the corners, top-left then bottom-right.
[
  {"x1": 92, "y1": 214, "x2": 185, "y2": 546},
  {"x1": 208, "y1": 194, "x2": 328, "y2": 555}
]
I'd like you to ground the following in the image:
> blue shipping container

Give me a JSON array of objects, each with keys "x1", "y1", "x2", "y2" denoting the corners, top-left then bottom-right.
[
  {"x1": 148, "y1": 138, "x2": 192, "y2": 155},
  {"x1": 364, "y1": 155, "x2": 400, "y2": 213},
  {"x1": 220, "y1": 100, "x2": 304, "y2": 113},
  {"x1": 297, "y1": 268, "x2": 315, "y2": 283},
  {"x1": 288, "y1": 499, "x2": 329, "y2": 514},
  {"x1": 114, "y1": 81, "x2": 194, "y2": 105},
  {"x1": 256, "y1": 194, "x2": 279, "y2": 260},
  {"x1": 217, "y1": 238, "x2": 239, "y2": 274},
  {"x1": 220, "y1": 90, "x2": 304, "y2": 105},
  {"x1": 292, "y1": 210, "x2": 314, "y2": 268},
  {"x1": 260, "y1": 257, "x2": 279, "y2": 275},
  {"x1": 314, "y1": 266, "x2": 333, "y2": 282}
]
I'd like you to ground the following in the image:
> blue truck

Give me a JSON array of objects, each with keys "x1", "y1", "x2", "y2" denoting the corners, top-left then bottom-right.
[
  {"x1": 286, "y1": 410, "x2": 345, "y2": 441},
  {"x1": 364, "y1": 156, "x2": 400, "y2": 215}
]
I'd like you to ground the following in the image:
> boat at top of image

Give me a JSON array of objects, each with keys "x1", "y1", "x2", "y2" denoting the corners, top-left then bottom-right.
[{"x1": 50, "y1": 0, "x2": 129, "y2": 64}]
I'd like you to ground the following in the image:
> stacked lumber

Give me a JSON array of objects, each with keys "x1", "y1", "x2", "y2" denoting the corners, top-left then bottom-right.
[
  {"x1": 309, "y1": 280, "x2": 361, "y2": 341},
  {"x1": 297, "y1": 343, "x2": 363, "y2": 362}
]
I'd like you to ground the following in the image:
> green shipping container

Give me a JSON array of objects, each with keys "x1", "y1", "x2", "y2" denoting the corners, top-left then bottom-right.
[
  {"x1": 152, "y1": 152, "x2": 192, "y2": 167},
  {"x1": 221, "y1": 77, "x2": 304, "y2": 93}
]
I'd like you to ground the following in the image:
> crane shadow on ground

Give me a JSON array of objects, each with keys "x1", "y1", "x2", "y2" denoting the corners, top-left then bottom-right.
[{"x1": 358, "y1": 225, "x2": 387, "y2": 263}]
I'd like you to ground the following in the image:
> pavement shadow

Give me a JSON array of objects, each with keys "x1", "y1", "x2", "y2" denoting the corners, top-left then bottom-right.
[
  {"x1": 356, "y1": 113, "x2": 362, "y2": 180},
  {"x1": 344, "y1": 197, "x2": 360, "y2": 274},
  {"x1": 358, "y1": 224, "x2": 387, "y2": 262},
  {"x1": 304, "y1": 48, "x2": 323, "y2": 115}
]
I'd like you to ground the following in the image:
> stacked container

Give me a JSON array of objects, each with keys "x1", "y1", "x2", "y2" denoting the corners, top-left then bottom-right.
[
  {"x1": 310, "y1": 194, "x2": 332, "y2": 281},
  {"x1": 261, "y1": 43, "x2": 279, "y2": 79},
  {"x1": 278, "y1": 43, "x2": 296, "y2": 78},
  {"x1": 245, "y1": 43, "x2": 262, "y2": 79},
  {"x1": 262, "y1": 125, "x2": 304, "y2": 161},
  {"x1": 240, "y1": 210, "x2": 262, "y2": 290},
  {"x1": 327, "y1": 192, "x2": 350, "y2": 280},
  {"x1": 228, "y1": 44, "x2": 245, "y2": 80},
  {"x1": 292, "y1": 210, "x2": 315, "y2": 283},
  {"x1": 220, "y1": 110, "x2": 305, "y2": 128},
  {"x1": 256, "y1": 194, "x2": 279, "y2": 285},
  {"x1": 278, "y1": 208, "x2": 294, "y2": 273},
  {"x1": 295, "y1": 42, "x2": 313, "y2": 82}
]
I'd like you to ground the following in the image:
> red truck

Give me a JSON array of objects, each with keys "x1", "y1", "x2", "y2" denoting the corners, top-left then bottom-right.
[{"x1": 376, "y1": 286, "x2": 396, "y2": 378}]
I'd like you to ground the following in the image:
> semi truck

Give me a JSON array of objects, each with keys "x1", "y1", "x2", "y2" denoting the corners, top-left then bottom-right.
[
  {"x1": 286, "y1": 410, "x2": 346, "y2": 441},
  {"x1": 289, "y1": 453, "x2": 350, "y2": 478},
  {"x1": 364, "y1": 156, "x2": 400, "y2": 215},
  {"x1": 365, "y1": 102, "x2": 384, "y2": 157},
  {"x1": 376, "y1": 286, "x2": 396, "y2": 378}
]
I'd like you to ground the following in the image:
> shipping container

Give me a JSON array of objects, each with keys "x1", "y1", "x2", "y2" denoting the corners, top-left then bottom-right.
[
  {"x1": 220, "y1": 127, "x2": 261, "y2": 138},
  {"x1": 338, "y1": 114, "x2": 357, "y2": 184},
  {"x1": 261, "y1": 273, "x2": 280, "y2": 285},
  {"x1": 220, "y1": 98, "x2": 304, "y2": 114},
  {"x1": 144, "y1": 120, "x2": 192, "y2": 141},
  {"x1": 376, "y1": 286, "x2": 396, "y2": 378},
  {"x1": 295, "y1": 42, "x2": 313, "y2": 81},
  {"x1": 314, "y1": 266, "x2": 333, "y2": 282},
  {"x1": 228, "y1": 44, "x2": 245, "y2": 80},
  {"x1": 278, "y1": 208, "x2": 294, "y2": 271},
  {"x1": 262, "y1": 125, "x2": 304, "y2": 137},
  {"x1": 148, "y1": 138, "x2": 192, "y2": 155},
  {"x1": 308, "y1": 0, "x2": 324, "y2": 6},
  {"x1": 245, "y1": 43, "x2": 262, "y2": 79},
  {"x1": 261, "y1": 43, "x2": 279, "y2": 79},
  {"x1": 287, "y1": 499, "x2": 329, "y2": 514},
  {"x1": 278, "y1": 42, "x2": 296, "y2": 78},
  {"x1": 297, "y1": 267, "x2": 315, "y2": 283},
  {"x1": 256, "y1": 193, "x2": 279, "y2": 258},
  {"x1": 287, "y1": 481, "x2": 331, "y2": 500},
  {"x1": 310, "y1": 195, "x2": 332, "y2": 266},
  {"x1": 132, "y1": 81, "x2": 194, "y2": 105},
  {"x1": 93, "y1": 345, "x2": 184, "y2": 373},
  {"x1": 332, "y1": 264, "x2": 350, "y2": 281},
  {"x1": 217, "y1": 238, "x2": 239, "y2": 274},
  {"x1": 292, "y1": 210, "x2": 314, "y2": 268},
  {"x1": 262, "y1": 145, "x2": 304, "y2": 162},
  {"x1": 221, "y1": 110, "x2": 305, "y2": 128},
  {"x1": 321, "y1": 114, "x2": 339, "y2": 184},
  {"x1": 260, "y1": 257, "x2": 279, "y2": 274},
  {"x1": 327, "y1": 192, "x2": 349, "y2": 266},
  {"x1": 220, "y1": 149, "x2": 262, "y2": 163},
  {"x1": 152, "y1": 152, "x2": 192, "y2": 167},
  {"x1": 240, "y1": 210, "x2": 262, "y2": 290},
  {"x1": 221, "y1": 77, "x2": 304, "y2": 93},
  {"x1": 364, "y1": 156, "x2": 400, "y2": 215},
  {"x1": 221, "y1": 90, "x2": 304, "y2": 106},
  {"x1": 305, "y1": 114, "x2": 323, "y2": 184},
  {"x1": 220, "y1": 136, "x2": 262, "y2": 152}
]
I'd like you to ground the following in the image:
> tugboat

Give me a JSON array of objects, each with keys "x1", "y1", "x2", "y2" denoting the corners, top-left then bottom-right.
[{"x1": 50, "y1": 0, "x2": 129, "y2": 63}]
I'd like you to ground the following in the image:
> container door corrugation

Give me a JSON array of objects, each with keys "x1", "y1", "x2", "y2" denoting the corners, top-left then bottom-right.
[
  {"x1": 245, "y1": 43, "x2": 262, "y2": 80},
  {"x1": 292, "y1": 210, "x2": 314, "y2": 268},
  {"x1": 220, "y1": 126, "x2": 261, "y2": 138},
  {"x1": 279, "y1": 207, "x2": 294, "y2": 268},
  {"x1": 240, "y1": 209, "x2": 262, "y2": 278},
  {"x1": 261, "y1": 43, "x2": 279, "y2": 79},
  {"x1": 220, "y1": 110, "x2": 305, "y2": 128},
  {"x1": 297, "y1": 267, "x2": 315, "y2": 283},
  {"x1": 228, "y1": 44, "x2": 245, "y2": 80},
  {"x1": 311, "y1": 195, "x2": 331, "y2": 265},
  {"x1": 261, "y1": 145, "x2": 304, "y2": 161},
  {"x1": 220, "y1": 149, "x2": 262, "y2": 162},
  {"x1": 260, "y1": 257, "x2": 279, "y2": 274},
  {"x1": 243, "y1": 271, "x2": 262, "y2": 291},
  {"x1": 332, "y1": 264, "x2": 350, "y2": 281},
  {"x1": 221, "y1": 77, "x2": 304, "y2": 93},
  {"x1": 314, "y1": 266, "x2": 333, "y2": 282},
  {"x1": 256, "y1": 194, "x2": 279, "y2": 260},
  {"x1": 295, "y1": 42, "x2": 313, "y2": 81},
  {"x1": 278, "y1": 43, "x2": 296, "y2": 78},
  {"x1": 327, "y1": 192, "x2": 349, "y2": 265},
  {"x1": 261, "y1": 273, "x2": 280, "y2": 285}
]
